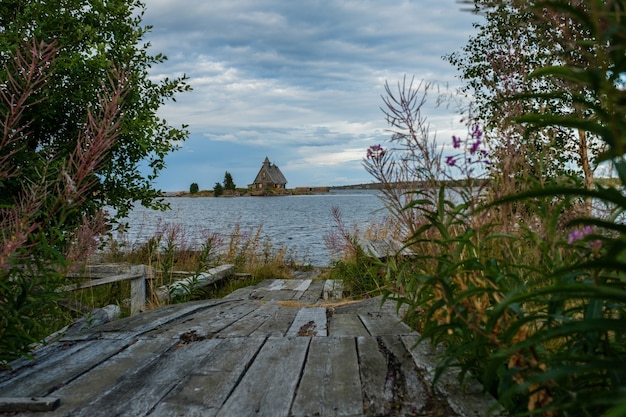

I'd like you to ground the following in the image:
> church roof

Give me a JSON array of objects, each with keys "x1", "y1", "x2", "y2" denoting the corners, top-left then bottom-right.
[{"x1": 252, "y1": 156, "x2": 287, "y2": 185}]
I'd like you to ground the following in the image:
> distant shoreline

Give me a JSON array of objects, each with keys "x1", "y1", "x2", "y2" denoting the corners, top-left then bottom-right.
[{"x1": 162, "y1": 179, "x2": 494, "y2": 197}]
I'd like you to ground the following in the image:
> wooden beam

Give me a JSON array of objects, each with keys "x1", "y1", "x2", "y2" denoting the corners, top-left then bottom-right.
[
  {"x1": 61, "y1": 264, "x2": 146, "y2": 291},
  {"x1": 156, "y1": 264, "x2": 234, "y2": 301},
  {"x1": 0, "y1": 397, "x2": 60, "y2": 412}
]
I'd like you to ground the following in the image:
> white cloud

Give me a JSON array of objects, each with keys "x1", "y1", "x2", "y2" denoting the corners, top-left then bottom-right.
[{"x1": 141, "y1": 0, "x2": 477, "y2": 190}]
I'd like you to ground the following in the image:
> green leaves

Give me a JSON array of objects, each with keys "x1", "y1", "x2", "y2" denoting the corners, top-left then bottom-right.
[{"x1": 0, "y1": 1, "x2": 189, "y2": 363}]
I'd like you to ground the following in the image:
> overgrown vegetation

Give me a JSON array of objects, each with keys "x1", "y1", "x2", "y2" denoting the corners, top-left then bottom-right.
[
  {"x1": 333, "y1": 1, "x2": 626, "y2": 416},
  {"x1": 102, "y1": 222, "x2": 304, "y2": 305},
  {"x1": 0, "y1": 0, "x2": 189, "y2": 365}
]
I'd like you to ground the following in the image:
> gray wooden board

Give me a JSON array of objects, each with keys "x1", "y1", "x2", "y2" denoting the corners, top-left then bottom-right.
[
  {"x1": 218, "y1": 301, "x2": 280, "y2": 337},
  {"x1": 167, "y1": 264, "x2": 234, "y2": 296},
  {"x1": 220, "y1": 286, "x2": 257, "y2": 300},
  {"x1": 69, "y1": 338, "x2": 222, "y2": 417},
  {"x1": 322, "y1": 279, "x2": 343, "y2": 300},
  {"x1": 0, "y1": 341, "x2": 87, "y2": 385},
  {"x1": 378, "y1": 334, "x2": 430, "y2": 415},
  {"x1": 286, "y1": 307, "x2": 328, "y2": 337},
  {"x1": 216, "y1": 336, "x2": 310, "y2": 417},
  {"x1": 149, "y1": 337, "x2": 266, "y2": 417},
  {"x1": 333, "y1": 296, "x2": 401, "y2": 316},
  {"x1": 61, "y1": 269, "x2": 144, "y2": 291},
  {"x1": 290, "y1": 337, "x2": 363, "y2": 417},
  {"x1": 0, "y1": 397, "x2": 60, "y2": 412},
  {"x1": 328, "y1": 314, "x2": 370, "y2": 337},
  {"x1": 401, "y1": 335, "x2": 507, "y2": 416},
  {"x1": 357, "y1": 336, "x2": 395, "y2": 416},
  {"x1": 75, "y1": 298, "x2": 228, "y2": 338},
  {"x1": 357, "y1": 336, "x2": 435, "y2": 416},
  {"x1": 257, "y1": 288, "x2": 307, "y2": 301},
  {"x1": 0, "y1": 338, "x2": 130, "y2": 398},
  {"x1": 359, "y1": 312, "x2": 413, "y2": 336},
  {"x1": 40, "y1": 338, "x2": 176, "y2": 416},
  {"x1": 295, "y1": 279, "x2": 325, "y2": 303},
  {"x1": 249, "y1": 304, "x2": 299, "y2": 337},
  {"x1": 141, "y1": 300, "x2": 257, "y2": 340},
  {"x1": 268, "y1": 279, "x2": 311, "y2": 291}
]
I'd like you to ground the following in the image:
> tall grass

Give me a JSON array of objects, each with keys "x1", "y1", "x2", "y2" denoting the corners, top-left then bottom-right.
[
  {"x1": 330, "y1": 2, "x2": 626, "y2": 416},
  {"x1": 94, "y1": 221, "x2": 303, "y2": 308}
]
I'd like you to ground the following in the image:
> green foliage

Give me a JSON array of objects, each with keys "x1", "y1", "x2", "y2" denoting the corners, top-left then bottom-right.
[
  {"x1": 0, "y1": 1, "x2": 189, "y2": 364},
  {"x1": 372, "y1": 1, "x2": 626, "y2": 416},
  {"x1": 0, "y1": 258, "x2": 67, "y2": 364},
  {"x1": 223, "y1": 171, "x2": 236, "y2": 191},
  {"x1": 189, "y1": 182, "x2": 199, "y2": 194},
  {"x1": 328, "y1": 250, "x2": 384, "y2": 298},
  {"x1": 0, "y1": 39, "x2": 128, "y2": 364},
  {"x1": 446, "y1": 0, "x2": 602, "y2": 185},
  {"x1": 0, "y1": 0, "x2": 191, "y2": 222},
  {"x1": 213, "y1": 182, "x2": 224, "y2": 197}
]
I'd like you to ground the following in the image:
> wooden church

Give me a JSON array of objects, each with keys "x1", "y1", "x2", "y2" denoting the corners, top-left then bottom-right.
[{"x1": 248, "y1": 156, "x2": 288, "y2": 189}]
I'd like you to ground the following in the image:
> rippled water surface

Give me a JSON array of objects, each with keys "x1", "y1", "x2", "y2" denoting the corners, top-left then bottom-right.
[{"x1": 119, "y1": 190, "x2": 387, "y2": 266}]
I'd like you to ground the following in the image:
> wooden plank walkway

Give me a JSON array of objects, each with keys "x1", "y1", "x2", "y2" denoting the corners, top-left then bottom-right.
[{"x1": 0, "y1": 279, "x2": 507, "y2": 416}]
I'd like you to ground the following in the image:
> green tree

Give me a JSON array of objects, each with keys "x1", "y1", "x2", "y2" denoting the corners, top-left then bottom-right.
[
  {"x1": 213, "y1": 182, "x2": 223, "y2": 197},
  {"x1": 1, "y1": 40, "x2": 127, "y2": 363},
  {"x1": 189, "y1": 182, "x2": 199, "y2": 194},
  {"x1": 223, "y1": 171, "x2": 236, "y2": 190},
  {"x1": 0, "y1": 0, "x2": 189, "y2": 363},
  {"x1": 446, "y1": 0, "x2": 601, "y2": 191},
  {"x1": 0, "y1": 0, "x2": 191, "y2": 225}
]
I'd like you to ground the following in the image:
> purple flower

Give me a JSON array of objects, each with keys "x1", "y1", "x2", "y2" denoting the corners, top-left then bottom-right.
[
  {"x1": 567, "y1": 229, "x2": 585, "y2": 244},
  {"x1": 469, "y1": 140, "x2": 481, "y2": 154},
  {"x1": 471, "y1": 124, "x2": 483, "y2": 139},
  {"x1": 445, "y1": 156, "x2": 457, "y2": 166},
  {"x1": 588, "y1": 239, "x2": 602, "y2": 251},
  {"x1": 452, "y1": 135, "x2": 461, "y2": 149},
  {"x1": 367, "y1": 144, "x2": 385, "y2": 160},
  {"x1": 567, "y1": 226, "x2": 595, "y2": 244}
]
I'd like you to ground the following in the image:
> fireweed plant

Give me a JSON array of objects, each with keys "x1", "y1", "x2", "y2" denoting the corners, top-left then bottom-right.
[
  {"x1": 364, "y1": 2, "x2": 626, "y2": 416},
  {"x1": 0, "y1": 40, "x2": 128, "y2": 364}
]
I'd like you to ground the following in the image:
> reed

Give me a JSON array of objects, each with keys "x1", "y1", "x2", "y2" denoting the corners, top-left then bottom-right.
[{"x1": 341, "y1": 3, "x2": 626, "y2": 415}]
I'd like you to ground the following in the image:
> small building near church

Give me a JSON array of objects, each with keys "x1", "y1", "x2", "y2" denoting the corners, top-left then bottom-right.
[{"x1": 248, "y1": 156, "x2": 288, "y2": 189}]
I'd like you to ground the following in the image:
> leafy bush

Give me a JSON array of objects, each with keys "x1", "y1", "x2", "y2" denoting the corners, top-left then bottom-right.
[
  {"x1": 367, "y1": 2, "x2": 626, "y2": 416},
  {"x1": 0, "y1": 40, "x2": 126, "y2": 365}
]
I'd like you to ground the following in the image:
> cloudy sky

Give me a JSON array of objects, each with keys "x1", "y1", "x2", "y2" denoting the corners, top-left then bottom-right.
[{"x1": 140, "y1": 0, "x2": 478, "y2": 191}]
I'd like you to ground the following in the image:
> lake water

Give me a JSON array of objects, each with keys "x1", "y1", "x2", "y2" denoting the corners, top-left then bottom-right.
[{"x1": 117, "y1": 190, "x2": 387, "y2": 266}]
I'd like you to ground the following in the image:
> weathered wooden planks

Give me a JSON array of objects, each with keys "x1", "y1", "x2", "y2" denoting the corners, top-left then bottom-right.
[
  {"x1": 150, "y1": 337, "x2": 266, "y2": 417},
  {"x1": 401, "y1": 335, "x2": 508, "y2": 416},
  {"x1": 42, "y1": 338, "x2": 177, "y2": 416},
  {"x1": 216, "y1": 337, "x2": 310, "y2": 417},
  {"x1": 359, "y1": 311, "x2": 413, "y2": 336},
  {"x1": 156, "y1": 264, "x2": 234, "y2": 301},
  {"x1": 0, "y1": 280, "x2": 504, "y2": 417},
  {"x1": 219, "y1": 301, "x2": 282, "y2": 337},
  {"x1": 69, "y1": 338, "x2": 222, "y2": 417},
  {"x1": 291, "y1": 337, "x2": 363, "y2": 416},
  {"x1": 322, "y1": 279, "x2": 343, "y2": 300},
  {"x1": 0, "y1": 338, "x2": 131, "y2": 398}
]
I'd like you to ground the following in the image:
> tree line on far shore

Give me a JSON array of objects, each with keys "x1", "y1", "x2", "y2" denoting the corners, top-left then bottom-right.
[{"x1": 189, "y1": 171, "x2": 237, "y2": 196}]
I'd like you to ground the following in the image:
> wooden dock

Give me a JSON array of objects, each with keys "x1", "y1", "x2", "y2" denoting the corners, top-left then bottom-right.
[{"x1": 0, "y1": 279, "x2": 506, "y2": 416}]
